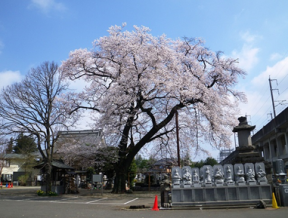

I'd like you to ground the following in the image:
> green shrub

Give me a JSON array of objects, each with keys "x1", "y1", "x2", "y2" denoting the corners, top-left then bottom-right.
[
  {"x1": 37, "y1": 190, "x2": 44, "y2": 196},
  {"x1": 18, "y1": 174, "x2": 29, "y2": 186},
  {"x1": 37, "y1": 190, "x2": 58, "y2": 196},
  {"x1": 48, "y1": 191, "x2": 58, "y2": 196}
]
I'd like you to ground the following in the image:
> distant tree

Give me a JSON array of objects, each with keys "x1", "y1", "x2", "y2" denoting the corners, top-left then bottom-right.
[
  {"x1": 135, "y1": 155, "x2": 143, "y2": 168},
  {"x1": 147, "y1": 156, "x2": 157, "y2": 169},
  {"x1": 61, "y1": 24, "x2": 246, "y2": 193},
  {"x1": 135, "y1": 155, "x2": 150, "y2": 171},
  {"x1": 204, "y1": 157, "x2": 218, "y2": 166},
  {"x1": 191, "y1": 160, "x2": 205, "y2": 168},
  {"x1": 128, "y1": 158, "x2": 137, "y2": 188},
  {"x1": 14, "y1": 133, "x2": 37, "y2": 154},
  {"x1": 5, "y1": 137, "x2": 13, "y2": 154},
  {"x1": 190, "y1": 157, "x2": 218, "y2": 168},
  {"x1": 0, "y1": 61, "x2": 79, "y2": 193}
]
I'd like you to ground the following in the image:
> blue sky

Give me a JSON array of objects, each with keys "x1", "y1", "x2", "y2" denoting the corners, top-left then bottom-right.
[{"x1": 1, "y1": 0, "x2": 288, "y2": 159}]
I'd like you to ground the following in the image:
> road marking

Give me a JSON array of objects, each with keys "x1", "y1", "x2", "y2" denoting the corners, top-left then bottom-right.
[
  {"x1": 124, "y1": 198, "x2": 139, "y2": 205},
  {"x1": 86, "y1": 198, "x2": 107, "y2": 204},
  {"x1": 1, "y1": 197, "x2": 140, "y2": 205}
]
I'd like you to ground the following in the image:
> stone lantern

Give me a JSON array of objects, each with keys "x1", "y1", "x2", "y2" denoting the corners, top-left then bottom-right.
[
  {"x1": 233, "y1": 116, "x2": 255, "y2": 151},
  {"x1": 231, "y1": 117, "x2": 269, "y2": 171}
]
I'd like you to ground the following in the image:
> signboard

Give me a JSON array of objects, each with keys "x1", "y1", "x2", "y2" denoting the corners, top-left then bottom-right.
[{"x1": 92, "y1": 174, "x2": 102, "y2": 183}]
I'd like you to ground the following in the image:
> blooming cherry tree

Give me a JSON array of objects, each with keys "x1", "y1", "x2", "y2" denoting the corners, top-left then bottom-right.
[{"x1": 61, "y1": 24, "x2": 246, "y2": 193}]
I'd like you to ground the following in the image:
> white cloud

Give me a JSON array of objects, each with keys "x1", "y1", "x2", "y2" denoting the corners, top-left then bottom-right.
[
  {"x1": 30, "y1": 0, "x2": 66, "y2": 13},
  {"x1": 231, "y1": 31, "x2": 260, "y2": 72},
  {"x1": 232, "y1": 45, "x2": 259, "y2": 72},
  {"x1": 252, "y1": 56, "x2": 288, "y2": 87},
  {"x1": 236, "y1": 56, "x2": 288, "y2": 130},
  {"x1": 0, "y1": 70, "x2": 22, "y2": 89},
  {"x1": 270, "y1": 53, "x2": 283, "y2": 61},
  {"x1": 240, "y1": 31, "x2": 259, "y2": 43}
]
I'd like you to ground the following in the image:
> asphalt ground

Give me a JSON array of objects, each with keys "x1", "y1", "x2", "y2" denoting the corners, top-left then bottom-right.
[
  {"x1": 1, "y1": 186, "x2": 288, "y2": 218},
  {"x1": 0, "y1": 186, "x2": 158, "y2": 209}
]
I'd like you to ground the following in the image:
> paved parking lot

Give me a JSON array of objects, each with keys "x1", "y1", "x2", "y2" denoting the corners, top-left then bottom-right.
[
  {"x1": 0, "y1": 195, "x2": 141, "y2": 206},
  {"x1": 0, "y1": 186, "x2": 156, "y2": 208},
  {"x1": 1, "y1": 186, "x2": 288, "y2": 218}
]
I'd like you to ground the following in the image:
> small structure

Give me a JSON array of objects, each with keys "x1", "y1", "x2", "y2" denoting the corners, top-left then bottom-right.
[{"x1": 34, "y1": 160, "x2": 75, "y2": 194}]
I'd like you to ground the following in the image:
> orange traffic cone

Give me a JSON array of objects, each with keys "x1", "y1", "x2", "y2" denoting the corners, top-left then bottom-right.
[
  {"x1": 11, "y1": 182, "x2": 13, "y2": 188},
  {"x1": 8, "y1": 183, "x2": 11, "y2": 188},
  {"x1": 151, "y1": 195, "x2": 159, "y2": 211}
]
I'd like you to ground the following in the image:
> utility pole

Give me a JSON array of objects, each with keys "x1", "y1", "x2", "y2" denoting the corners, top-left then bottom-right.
[
  {"x1": 269, "y1": 76, "x2": 277, "y2": 118},
  {"x1": 175, "y1": 110, "x2": 181, "y2": 167}
]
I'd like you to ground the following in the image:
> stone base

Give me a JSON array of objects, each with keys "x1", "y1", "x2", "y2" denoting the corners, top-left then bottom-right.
[
  {"x1": 204, "y1": 183, "x2": 212, "y2": 187},
  {"x1": 215, "y1": 183, "x2": 224, "y2": 187},
  {"x1": 173, "y1": 185, "x2": 180, "y2": 188},
  {"x1": 259, "y1": 181, "x2": 268, "y2": 185},
  {"x1": 193, "y1": 183, "x2": 201, "y2": 188},
  {"x1": 237, "y1": 182, "x2": 246, "y2": 186},
  {"x1": 171, "y1": 185, "x2": 272, "y2": 206},
  {"x1": 184, "y1": 184, "x2": 192, "y2": 188},
  {"x1": 225, "y1": 182, "x2": 235, "y2": 186},
  {"x1": 247, "y1": 181, "x2": 257, "y2": 186}
]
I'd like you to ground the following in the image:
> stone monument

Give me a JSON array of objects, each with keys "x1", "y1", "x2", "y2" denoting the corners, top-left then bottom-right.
[
  {"x1": 245, "y1": 163, "x2": 257, "y2": 185},
  {"x1": 213, "y1": 165, "x2": 224, "y2": 187},
  {"x1": 171, "y1": 163, "x2": 271, "y2": 207},
  {"x1": 182, "y1": 166, "x2": 192, "y2": 188},
  {"x1": 224, "y1": 164, "x2": 235, "y2": 186},
  {"x1": 221, "y1": 116, "x2": 272, "y2": 182},
  {"x1": 191, "y1": 168, "x2": 201, "y2": 187},
  {"x1": 172, "y1": 167, "x2": 181, "y2": 188},
  {"x1": 255, "y1": 162, "x2": 268, "y2": 185},
  {"x1": 234, "y1": 164, "x2": 246, "y2": 186},
  {"x1": 201, "y1": 165, "x2": 213, "y2": 187}
]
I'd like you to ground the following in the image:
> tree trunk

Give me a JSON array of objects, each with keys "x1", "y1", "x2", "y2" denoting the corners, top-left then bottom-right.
[
  {"x1": 45, "y1": 160, "x2": 52, "y2": 194},
  {"x1": 112, "y1": 157, "x2": 131, "y2": 193}
]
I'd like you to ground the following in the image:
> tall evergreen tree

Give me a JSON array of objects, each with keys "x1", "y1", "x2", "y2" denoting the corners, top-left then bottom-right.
[
  {"x1": 14, "y1": 133, "x2": 37, "y2": 154},
  {"x1": 5, "y1": 137, "x2": 14, "y2": 154}
]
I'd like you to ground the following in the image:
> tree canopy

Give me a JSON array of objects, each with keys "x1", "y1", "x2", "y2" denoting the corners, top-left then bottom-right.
[
  {"x1": 61, "y1": 24, "x2": 246, "y2": 193},
  {"x1": 14, "y1": 133, "x2": 37, "y2": 154}
]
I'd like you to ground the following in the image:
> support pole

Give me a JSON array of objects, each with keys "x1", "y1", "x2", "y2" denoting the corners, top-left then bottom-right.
[
  {"x1": 176, "y1": 110, "x2": 180, "y2": 167},
  {"x1": 269, "y1": 76, "x2": 277, "y2": 118}
]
